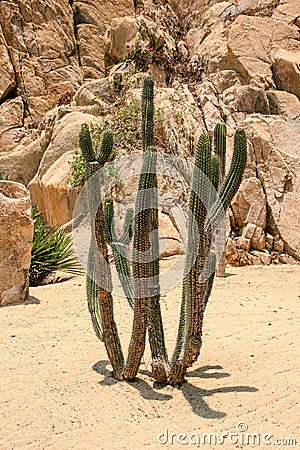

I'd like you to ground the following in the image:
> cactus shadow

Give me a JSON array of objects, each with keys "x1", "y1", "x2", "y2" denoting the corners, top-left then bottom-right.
[
  {"x1": 180, "y1": 381, "x2": 258, "y2": 418},
  {"x1": 178, "y1": 365, "x2": 258, "y2": 418},
  {"x1": 93, "y1": 360, "x2": 173, "y2": 401},
  {"x1": 93, "y1": 362, "x2": 257, "y2": 416},
  {"x1": 187, "y1": 365, "x2": 231, "y2": 379}
]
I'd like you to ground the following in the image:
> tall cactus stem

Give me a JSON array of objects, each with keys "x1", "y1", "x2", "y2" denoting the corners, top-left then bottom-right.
[
  {"x1": 103, "y1": 199, "x2": 134, "y2": 308},
  {"x1": 97, "y1": 130, "x2": 114, "y2": 166},
  {"x1": 79, "y1": 123, "x2": 96, "y2": 162},
  {"x1": 123, "y1": 149, "x2": 157, "y2": 380}
]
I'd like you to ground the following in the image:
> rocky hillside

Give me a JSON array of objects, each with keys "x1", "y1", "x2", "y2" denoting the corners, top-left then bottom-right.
[{"x1": 0, "y1": 0, "x2": 299, "y2": 265}]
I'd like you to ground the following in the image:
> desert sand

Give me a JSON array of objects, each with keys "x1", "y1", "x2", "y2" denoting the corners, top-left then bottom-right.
[{"x1": 1, "y1": 262, "x2": 299, "y2": 449}]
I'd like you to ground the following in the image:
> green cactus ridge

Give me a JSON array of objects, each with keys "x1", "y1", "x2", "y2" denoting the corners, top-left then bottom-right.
[
  {"x1": 171, "y1": 132, "x2": 212, "y2": 369},
  {"x1": 120, "y1": 208, "x2": 134, "y2": 245},
  {"x1": 206, "y1": 128, "x2": 247, "y2": 230},
  {"x1": 214, "y1": 122, "x2": 226, "y2": 178},
  {"x1": 97, "y1": 130, "x2": 114, "y2": 166},
  {"x1": 86, "y1": 242, "x2": 103, "y2": 341},
  {"x1": 211, "y1": 155, "x2": 220, "y2": 192},
  {"x1": 103, "y1": 199, "x2": 133, "y2": 308},
  {"x1": 142, "y1": 76, "x2": 154, "y2": 151},
  {"x1": 79, "y1": 123, "x2": 96, "y2": 162}
]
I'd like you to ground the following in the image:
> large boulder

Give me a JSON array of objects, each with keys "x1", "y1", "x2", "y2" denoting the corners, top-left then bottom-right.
[
  {"x1": 73, "y1": 0, "x2": 134, "y2": 79},
  {"x1": 0, "y1": 0, "x2": 82, "y2": 126},
  {"x1": 273, "y1": 49, "x2": 300, "y2": 99},
  {"x1": 28, "y1": 111, "x2": 102, "y2": 227},
  {"x1": 0, "y1": 181, "x2": 33, "y2": 306},
  {"x1": 0, "y1": 23, "x2": 15, "y2": 102}
]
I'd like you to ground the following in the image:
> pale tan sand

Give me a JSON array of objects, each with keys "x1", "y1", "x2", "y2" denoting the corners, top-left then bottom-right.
[{"x1": 1, "y1": 263, "x2": 299, "y2": 449}]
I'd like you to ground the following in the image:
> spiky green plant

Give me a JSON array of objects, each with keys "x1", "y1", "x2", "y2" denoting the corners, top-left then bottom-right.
[
  {"x1": 29, "y1": 207, "x2": 82, "y2": 286},
  {"x1": 79, "y1": 78, "x2": 247, "y2": 385},
  {"x1": 169, "y1": 125, "x2": 247, "y2": 384}
]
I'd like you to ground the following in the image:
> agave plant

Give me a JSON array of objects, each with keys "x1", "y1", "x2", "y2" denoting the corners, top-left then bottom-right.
[{"x1": 29, "y1": 207, "x2": 82, "y2": 286}]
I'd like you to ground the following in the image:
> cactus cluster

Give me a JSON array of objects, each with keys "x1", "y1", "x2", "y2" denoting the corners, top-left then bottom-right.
[{"x1": 78, "y1": 76, "x2": 247, "y2": 385}]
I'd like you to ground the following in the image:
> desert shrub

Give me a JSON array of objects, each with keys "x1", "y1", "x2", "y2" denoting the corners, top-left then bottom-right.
[{"x1": 29, "y1": 207, "x2": 82, "y2": 286}]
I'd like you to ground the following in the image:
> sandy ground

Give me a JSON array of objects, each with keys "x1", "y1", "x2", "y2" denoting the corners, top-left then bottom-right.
[{"x1": 1, "y1": 263, "x2": 299, "y2": 450}]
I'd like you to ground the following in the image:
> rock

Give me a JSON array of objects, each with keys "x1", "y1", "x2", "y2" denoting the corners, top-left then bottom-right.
[
  {"x1": 225, "y1": 16, "x2": 299, "y2": 89},
  {"x1": 0, "y1": 0, "x2": 82, "y2": 125},
  {"x1": 237, "y1": 236, "x2": 251, "y2": 252},
  {"x1": 0, "y1": 139, "x2": 44, "y2": 186},
  {"x1": 105, "y1": 16, "x2": 140, "y2": 64},
  {"x1": 159, "y1": 212, "x2": 183, "y2": 258},
  {"x1": 74, "y1": 78, "x2": 117, "y2": 107},
  {"x1": 211, "y1": 70, "x2": 242, "y2": 93},
  {"x1": 250, "y1": 250, "x2": 272, "y2": 265},
  {"x1": 273, "y1": 49, "x2": 300, "y2": 99},
  {"x1": 273, "y1": 238, "x2": 285, "y2": 253},
  {"x1": 251, "y1": 226, "x2": 266, "y2": 251},
  {"x1": 0, "y1": 24, "x2": 15, "y2": 101},
  {"x1": 273, "y1": 0, "x2": 300, "y2": 26},
  {"x1": 104, "y1": 15, "x2": 175, "y2": 68},
  {"x1": 0, "y1": 181, "x2": 33, "y2": 306},
  {"x1": 73, "y1": 0, "x2": 134, "y2": 79},
  {"x1": 0, "y1": 97, "x2": 25, "y2": 153},
  {"x1": 266, "y1": 233, "x2": 274, "y2": 248},
  {"x1": 278, "y1": 253, "x2": 299, "y2": 265},
  {"x1": 266, "y1": 90, "x2": 300, "y2": 116},
  {"x1": 187, "y1": 13, "x2": 299, "y2": 89},
  {"x1": 244, "y1": 111, "x2": 300, "y2": 260},
  {"x1": 28, "y1": 111, "x2": 101, "y2": 227},
  {"x1": 177, "y1": 40, "x2": 189, "y2": 57},
  {"x1": 225, "y1": 236, "x2": 252, "y2": 267},
  {"x1": 231, "y1": 177, "x2": 267, "y2": 230},
  {"x1": 232, "y1": 85, "x2": 270, "y2": 114}
]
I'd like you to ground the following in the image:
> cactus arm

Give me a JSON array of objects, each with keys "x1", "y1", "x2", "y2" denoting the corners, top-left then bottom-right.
[
  {"x1": 203, "y1": 252, "x2": 217, "y2": 311},
  {"x1": 79, "y1": 123, "x2": 96, "y2": 162},
  {"x1": 211, "y1": 155, "x2": 220, "y2": 195},
  {"x1": 123, "y1": 148, "x2": 158, "y2": 380},
  {"x1": 206, "y1": 129, "x2": 247, "y2": 231},
  {"x1": 86, "y1": 240, "x2": 103, "y2": 341},
  {"x1": 147, "y1": 158, "x2": 169, "y2": 383},
  {"x1": 93, "y1": 192, "x2": 124, "y2": 379},
  {"x1": 142, "y1": 76, "x2": 154, "y2": 151},
  {"x1": 97, "y1": 130, "x2": 114, "y2": 166},
  {"x1": 214, "y1": 122, "x2": 226, "y2": 183},
  {"x1": 83, "y1": 161, "x2": 104, "y2": 341},
  {"x1": 169, "y1": 133, "x2": 212, "y2": 384},
  {"x1": 142, "y1": 76, "x2": 169, "y2": 381},
  {"x1": 79, "y1": 133, "x2": 124, "y2": 379},
  {"x1": 214, "y1": 122, "x2": 226, "y2": 278},
  {"x1": 120, "y1": 208, "x2": 134, "y2": 245},
  {"x1": 103, "y1": 199, "x2": 134, "y2": 308}
]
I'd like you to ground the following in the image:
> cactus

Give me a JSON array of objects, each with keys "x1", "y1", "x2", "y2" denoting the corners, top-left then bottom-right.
[
  {"x1": 80, "y1": 125, "x2": 124, "y2": 380},
  {"x1": 206, "y1": 128, "x2": 247, "y2": 231},
  {"x1": 79, "y1": 123, "x2": 96, "y2": 162},
  {"x1": 97, "y1": 130, "x2": 114, "y2": 166},
  {"x1": 168, "y1": 125, "x2": 247, "y2": 385},
  {"x1": 80, "y1": 80, "x2": 247, "y2": 386},
  {"x1": 103, "y1": 199, "x2": 134, "y2": 308},
  {"x1": 123, "y1": 77, "x2": 168, "y2": 382}
]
